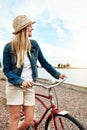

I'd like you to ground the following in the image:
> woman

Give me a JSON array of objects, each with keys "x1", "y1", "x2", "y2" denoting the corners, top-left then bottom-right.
[{"x1": 3, "y1": 15, "x2": 66, "y2": 130}]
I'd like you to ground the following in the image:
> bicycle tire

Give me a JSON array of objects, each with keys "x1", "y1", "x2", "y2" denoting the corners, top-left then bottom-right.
[{"x1": 45, "y1": 113, "x2": 85, "y2": 130}]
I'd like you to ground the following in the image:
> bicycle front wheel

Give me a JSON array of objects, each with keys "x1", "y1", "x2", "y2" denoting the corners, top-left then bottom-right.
[{"x1": 45, "y1": 113, "x2": 85, "y2": 130}]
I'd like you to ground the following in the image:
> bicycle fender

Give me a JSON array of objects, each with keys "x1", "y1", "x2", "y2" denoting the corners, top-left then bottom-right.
[{"x1": 58, "y1": 111, "x2": 69, "y2": 115}]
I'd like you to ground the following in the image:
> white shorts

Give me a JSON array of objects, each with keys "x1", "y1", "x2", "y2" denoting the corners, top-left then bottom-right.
[{"x1": 6, "y1": 83, "x2": 35, "y2": 106}]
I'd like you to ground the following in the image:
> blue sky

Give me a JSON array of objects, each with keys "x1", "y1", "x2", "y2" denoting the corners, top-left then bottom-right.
[{"x1": 0, "y1": 0, "x2": 87, "y2": 67}]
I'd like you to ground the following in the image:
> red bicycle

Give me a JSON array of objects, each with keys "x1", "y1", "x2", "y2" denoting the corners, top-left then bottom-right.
[{"x1": 21, "y1": 78, "x2": 85, "y2": 130}]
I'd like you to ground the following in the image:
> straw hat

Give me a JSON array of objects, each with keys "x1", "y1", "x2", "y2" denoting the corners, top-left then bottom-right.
[{"x1": 12, "y1": 15, "x2": 36, "y2": 34}]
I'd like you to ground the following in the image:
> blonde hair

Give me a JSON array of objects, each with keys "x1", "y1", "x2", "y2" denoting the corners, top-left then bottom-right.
[{"x1": 11, "y1": 27, "x2": 31, "y2": 68}]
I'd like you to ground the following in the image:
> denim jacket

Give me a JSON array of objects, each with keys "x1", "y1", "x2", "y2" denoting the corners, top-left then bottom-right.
[{"x1": 3, "y1": 39, "x2": 61, "y2": 86}]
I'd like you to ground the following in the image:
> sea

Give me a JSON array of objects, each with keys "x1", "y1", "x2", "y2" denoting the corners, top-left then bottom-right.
[
  {"x1": 38, "y1": 68, "x2": 87, "y2": 87},
  {"x1": 0, "y1": 67, "x2": 87, "y2": 87}
]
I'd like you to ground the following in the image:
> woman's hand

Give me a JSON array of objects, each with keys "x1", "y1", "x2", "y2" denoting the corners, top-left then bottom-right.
[
  {"x1": 21, "y1": 80, "x2": 34, "y2": 88},
  {"x1": 59, "y1": 74, "x2": 67, "y2": 79}
]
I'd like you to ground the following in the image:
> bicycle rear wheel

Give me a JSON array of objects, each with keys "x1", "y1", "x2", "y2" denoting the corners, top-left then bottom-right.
[{"x1": 45, "y1": 113, "x2": 85, "y2": 130}]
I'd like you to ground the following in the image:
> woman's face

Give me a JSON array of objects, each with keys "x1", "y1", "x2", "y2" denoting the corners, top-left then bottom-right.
[{"x1": 27, "y1": 25, "x2": 33, "y2": 37}]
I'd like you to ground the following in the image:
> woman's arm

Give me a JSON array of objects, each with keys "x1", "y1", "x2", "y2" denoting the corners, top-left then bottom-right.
[
  {"x1": 3, "y1": 43, "x2": 24, "y2": 86},
  {"x1": 37, "y1": 44, "x2": 62, "y2": 79}
]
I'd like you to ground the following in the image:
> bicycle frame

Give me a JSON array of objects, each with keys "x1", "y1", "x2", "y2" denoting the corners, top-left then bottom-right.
[
  {"x1": 33, "y1": 88, "x2": 61, "y2": 130},
  {"x1": 20, "y1": 89, "x2": 64, "y2": 130}
]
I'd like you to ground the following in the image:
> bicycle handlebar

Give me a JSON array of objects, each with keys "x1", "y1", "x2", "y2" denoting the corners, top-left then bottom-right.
[{"x1": 35, "y1": 77, "x2": 67, "y2": 89}]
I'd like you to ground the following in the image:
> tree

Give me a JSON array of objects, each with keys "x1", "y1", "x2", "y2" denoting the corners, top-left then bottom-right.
[
  {"x1": 66, "y1": 63, "x2": 70, "y2": 68},
  {"x1": 58, "y1": 64, "x2": 61, "y2": 68},
  {"x1": 57, "y1": 63, "x2": 70, "y2": 68}
]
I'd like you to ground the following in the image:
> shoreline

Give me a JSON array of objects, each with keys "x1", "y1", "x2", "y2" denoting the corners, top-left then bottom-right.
[
  {"x1": 38, "y1": 66, "x2": 87, "y2": 69},
  {"x1": 0, "y1": 69, "x2": 87, "y2": 93},
  {"x1": 38, "y1": 78, "x2": 87, "y2": 93}
]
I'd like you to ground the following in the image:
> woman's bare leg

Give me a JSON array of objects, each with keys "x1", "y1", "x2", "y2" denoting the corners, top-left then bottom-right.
[
  {"x1": 8, "y1": 105, "x2": 21, "y2": 130},
  {"x1": 17, "y1": 106, "x2": 35, "y2": 130}
]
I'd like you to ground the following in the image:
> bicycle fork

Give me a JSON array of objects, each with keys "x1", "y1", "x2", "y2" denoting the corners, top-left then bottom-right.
[
  {"x1": 51, "y1": 108, "x2": 65, "y2": 130},
  {"x1": 49, "y1": 89, "x2": 65, "y2": 130}
]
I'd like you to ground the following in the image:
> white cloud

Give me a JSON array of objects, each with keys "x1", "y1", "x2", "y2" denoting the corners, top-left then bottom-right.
[
  {"x1": 0, "y1": 0, "x2": 87, "y2": 67},
  {"x1": 39, "y1": 40, "x2": 87, "y2": 68}
]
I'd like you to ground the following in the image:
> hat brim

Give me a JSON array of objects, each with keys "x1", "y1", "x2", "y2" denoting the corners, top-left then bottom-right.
[{"x1": 12, "y1": 21, "x2": 36, "y2": 34}]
